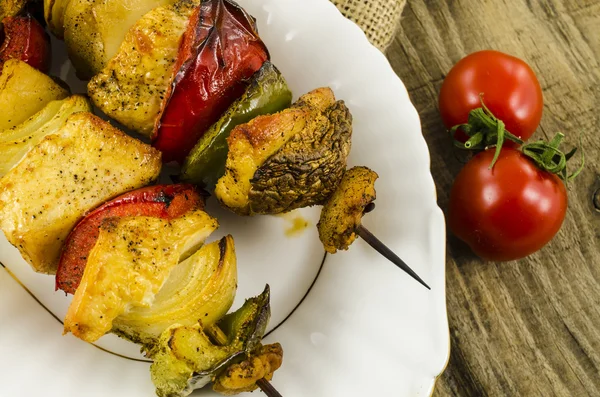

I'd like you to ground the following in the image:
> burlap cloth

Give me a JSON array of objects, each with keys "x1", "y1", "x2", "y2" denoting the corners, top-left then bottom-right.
[{"x1": 330, "y1": 0, "x2": 405, "y2": 51}]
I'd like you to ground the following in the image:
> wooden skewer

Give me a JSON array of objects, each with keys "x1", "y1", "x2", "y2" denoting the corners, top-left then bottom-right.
[
  {"x1": 207, "y1": 325, "x2": 283, "y2": 397},
  {"x1": 256, "y1": 379, "x2": 283, "y2": 397},
  {"x1": 359, "y1": 203, "x2": 431, "y2": 290}
]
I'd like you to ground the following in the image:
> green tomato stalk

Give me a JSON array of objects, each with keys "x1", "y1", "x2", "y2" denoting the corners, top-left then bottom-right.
[{"x1": 450, "y1": 95, "x2": 584, "y2": 179}]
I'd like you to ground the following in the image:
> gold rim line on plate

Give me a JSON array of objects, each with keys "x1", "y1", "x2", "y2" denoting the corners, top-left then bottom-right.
[
  {"x1": 1, "y1": 249, "x2": 449, "y2": 393},
  {"x1": 0, "y1": 261, "x2": 151, "y2": 363},
  {"x1": 0, "y1": 252, "x2": 328, "y2": 362}
]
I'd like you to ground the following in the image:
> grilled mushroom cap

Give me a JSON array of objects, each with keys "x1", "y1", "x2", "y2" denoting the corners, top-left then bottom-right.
[
  {"x1": 317, "y1": 166, "x2": 379, "y2": 253},
  {"x1": 216, "y1": 87, "x2": 352, "y2": 215},
  {"x1": 249, "y1": 99, "x2": 352, "y2": 214}
]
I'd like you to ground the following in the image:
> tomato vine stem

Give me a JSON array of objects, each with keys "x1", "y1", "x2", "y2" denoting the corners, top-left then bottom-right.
[
  {"x1": 449, "y1": 95, "x2": 584, "y2": 179},
  {"x1": 449, "y1": 95, "x2": 524, "y2": 168},
  {"x1": 522, "y1": 133, "x2": 585, "y2": 181}
]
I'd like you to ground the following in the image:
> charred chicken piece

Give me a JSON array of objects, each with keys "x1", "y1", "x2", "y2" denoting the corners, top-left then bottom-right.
[
  {"x1": 212, "y1": 343, "x2": 283, "y2": 396},
  {"x1": 317, "y1": 166, "x2": 378, "y2": 253},
  {"x1": 215, "y1": 87, "x2": 352, "y2": 215}
]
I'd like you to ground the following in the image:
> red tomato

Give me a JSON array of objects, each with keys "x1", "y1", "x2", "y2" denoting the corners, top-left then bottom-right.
[
  {"x1": 448, "y1": 148, "x2": 567, "y2": 261},
  {"x1": 439, "y1": 50, "x2": 543, "y2": 142}
]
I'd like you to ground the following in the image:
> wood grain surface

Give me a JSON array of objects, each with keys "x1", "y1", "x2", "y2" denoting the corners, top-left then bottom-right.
[{"x1": 385, "y1": 1, "x2": 600, "y2": 395}]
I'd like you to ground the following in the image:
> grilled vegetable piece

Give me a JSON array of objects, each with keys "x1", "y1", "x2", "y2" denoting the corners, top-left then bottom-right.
[
  {"x1": 88, "y1": 0, "x2": 199, "y2": 136},
  {"x1": 0, "y1": 59, "x2": 68, "y2": 130},
  {"x1": 151, "y1": 325, "x2": 232, "y2": 397},
  {"x1": 250, "y1": 99, "x2": 352, "y2": 214},
  {"x1": 56, "y1": 184, "x2": 205, "y2": 294},
  {"x1": 63, "y1": 209, "x2": 218, "y2": 342},
  {"x1": 44, "y1": 0, "x2": 71, "y2": 38},
  {"x1": 113, "y1": 235, "x2": 237, "y2": 347},
  {"x1": 63, "y1": 0, "x2": 176, "y2": 80},
  {"x1": 149, "y1": 286, "x2": 272, "y2": 397},
  {"x1": 215, "y1": 87, "x2": 352, "y2": 215},
  {"x1": 154, "y1": 0, "x2": 269, "y2": 164},
  {"x1": 0, "y1": 0, "x2": 27, "y2": 21},
  {"x1": 0, "y1": 15, "x2": 51, "y2": 73},
  {"x1": 181, "y1": 61, "x2": 292, "y2": 189},
  {"x1": 317, "y1": 166, "x2": 378, "y2": 253},
  {"x1": 0, "y1": 112, "x2": 161, "y2": 274},
  {"x1": 212, "y1": 343, "x2": 283, "y2": 395},
  {"x1": 0, "y1": 95, "x2": 90, "y2": 177}
]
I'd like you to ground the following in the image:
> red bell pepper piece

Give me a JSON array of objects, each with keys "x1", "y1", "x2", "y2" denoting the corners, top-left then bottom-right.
[
  {"x1": 0, "y1": 15, "x2": 51, "y2": 73},
  {"x1": 153, "y1": 0, "x2": 269, "y2": 163}
]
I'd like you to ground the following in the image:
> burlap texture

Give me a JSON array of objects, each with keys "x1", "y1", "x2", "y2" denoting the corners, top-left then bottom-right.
[{"x1": 331, "y1": 0, "x2": 405, "y2": 51}]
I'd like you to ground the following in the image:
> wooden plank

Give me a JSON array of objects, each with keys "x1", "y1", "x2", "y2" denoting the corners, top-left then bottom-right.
[{"x1": 385, "y1": 0, "x2": 600, "y2": 395}]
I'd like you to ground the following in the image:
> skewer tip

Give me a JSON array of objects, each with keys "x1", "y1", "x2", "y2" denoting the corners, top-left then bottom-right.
[{"x1": 356, "y1": 224, "x2": 431, "y2": 291}]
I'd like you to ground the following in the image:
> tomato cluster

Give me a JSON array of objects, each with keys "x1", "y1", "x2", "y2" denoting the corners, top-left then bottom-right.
[{"x1": 438, "y1": 50, "x2": 580, "y2": 262}]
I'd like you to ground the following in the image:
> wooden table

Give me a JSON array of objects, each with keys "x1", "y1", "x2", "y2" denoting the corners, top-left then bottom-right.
[{"x1": 385, "y1": 1, "x2": 600, "y2": 395}]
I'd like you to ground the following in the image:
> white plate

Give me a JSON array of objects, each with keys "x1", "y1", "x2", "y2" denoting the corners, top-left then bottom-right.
[{"x1": 0, "y1": 0, "x2": 449, "y2": 396}]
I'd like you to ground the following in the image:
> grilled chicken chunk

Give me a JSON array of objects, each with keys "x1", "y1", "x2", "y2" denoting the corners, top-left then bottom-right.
[
  {"x1": 0, "y1": 112, "x2": 161, "y2": 274},
  {"x1": 215, "y1": 87, "x2": 352, "y2": 215},
  {"x1": 63, "y1": 209, "x2": 218, "y2": 343},
  {"x1": 317, "y1": 166, "x2": 378, "y2": 253},
  {"x1": 88, "y1": 0, "x2": 199, "y2": 137}
]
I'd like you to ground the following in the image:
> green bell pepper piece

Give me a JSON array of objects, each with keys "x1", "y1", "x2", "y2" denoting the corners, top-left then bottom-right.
[{"x1": 180, "y1": 61, "x2": 292, "y2": 189}]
